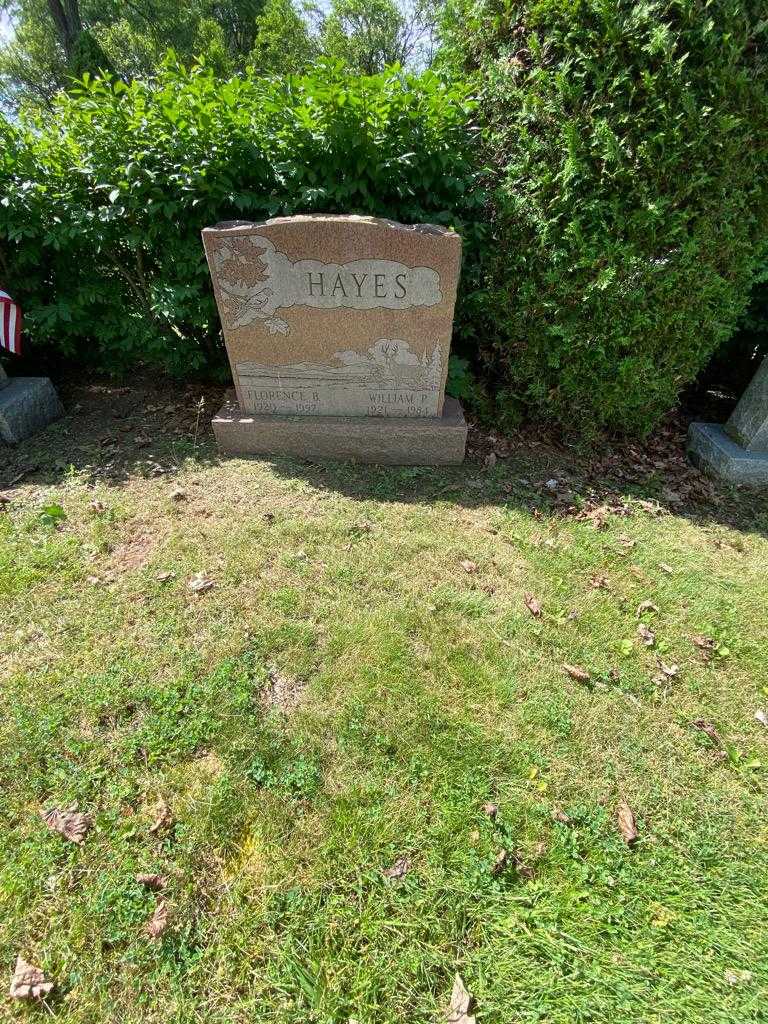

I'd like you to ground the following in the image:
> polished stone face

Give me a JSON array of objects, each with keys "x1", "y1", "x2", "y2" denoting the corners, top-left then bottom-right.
[{"x1": 202, "y1": 215, "x2": 461, "y2": 418}]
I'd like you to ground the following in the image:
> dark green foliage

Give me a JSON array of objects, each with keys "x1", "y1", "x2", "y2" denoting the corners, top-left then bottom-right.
[
  {"x1": 0, "y1": 60, "x2": 481, "y2": 376},
  {"x1": 455, "y1": 0, "x2": 768, "y2": 436},
  {"x1": 68, "y1": 29, "x2": 116, "y2": 81}
]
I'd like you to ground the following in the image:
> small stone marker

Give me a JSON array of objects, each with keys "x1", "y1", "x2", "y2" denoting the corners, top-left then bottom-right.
[
  {"x1": 689, "y1": 356, "x2": 768, "y2": 485},
  {"x1": 0, "y1": 364, "x2": 63, "y2": 445},
  {"x1": 202, "y1": 215, "x2": 467, "y2": 464}
]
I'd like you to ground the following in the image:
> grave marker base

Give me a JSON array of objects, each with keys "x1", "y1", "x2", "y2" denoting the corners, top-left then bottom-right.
[
  {"x1": 212, "y1": 390, "x2": 467, "y2": 465},
  {"x1": 688, "y1": 422, "x2": 768, "y2": 487}
]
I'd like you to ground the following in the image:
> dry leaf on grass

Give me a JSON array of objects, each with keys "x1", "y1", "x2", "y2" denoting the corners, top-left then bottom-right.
[
  {"x1": 552, "y1": 807, "x2": 571, "y2": 824},
  {"x1": 692, "y1": 634, "x2": 715, "y2": 649},
  {"x1": 590, "y1": 574, "x2": 609, "y2": 590},
  {"x1": 382, "y1": 856, "x2": 411, "y2": 881},
  {"x1": 691, "y1": 635, "x2": 716, "y2": 661},
  {"x1": 653, "y1": 660, "x2": 679, "y2": 685},
  {"x1": 482, "y1": 801, "x2": 499, "y2": 819},
  {"x1": 637, "y1": 623, "x2": 656, "y2": 647},
  {"x1": 524, "y1": 593, "x2": 542, "y2": 617},
  {"x1": 9, "y1": 956, "x2": 54, "y2": 1000},
  {"x1": 724, "y1": 968, "x2": 753, "y2": 986},
  {"x1": 755, "y1": 710, "x2": 768, "y2": 728},
  {"x1": 155, "y1": 571, "x2": 174, "y2": 582},
  {"x1": 459, "y1": 559, "x2": 478, "y2": 574},
  {"x1": 446, "y1": 973, "x2": 476, "y2": 1024},
  {"x1": 136, "y1": 873, "x2": 167, "y2": 891},
  {"x1": 188, "y1": 572, "x2": 215, "y2": 593},
  {"x1": 691, "y1": 718, "x2": 723, "y2": 747},
  {"x1": 148, "y1": 797, "x2": 173, "y2": 834},
  {"x1": 659, "y1": 563, "x2": 674, "y2": 575},
  {"x1": 563, "y1": 663, "x2": 590, "y2": 684},
  {"x1": 617, "y1": 800, "x2": 639, "y2": 845},
  {"x1": 145, "y1": 900, "x2": 170, "y2": 939},
  {"x1": 490, "y1": 849, "x2": 509, "y2": 876},
  {"x1": 636, "y1": 600, "x2": 659, "y2": 617},
  {"x1": 40, "y1": 807, "x2": 91, "y2": 844},
  {"x1": 169, "y1": 486, "x2": 187, "y2": 501}
]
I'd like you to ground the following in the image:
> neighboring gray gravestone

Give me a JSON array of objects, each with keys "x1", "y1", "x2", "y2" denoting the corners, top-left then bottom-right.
[
  {"x1": 0, "y1": 365, "x2": 63, "y2": 444},
  {"x1": 688, "y1": 356, "x2": 768, "y2": 485},
  {"x1": 202, "y1": 214, "x2": 467, "y2": 465}
]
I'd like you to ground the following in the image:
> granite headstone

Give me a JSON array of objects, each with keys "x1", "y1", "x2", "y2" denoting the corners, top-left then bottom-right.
[{"x1": 203, "y1": 215, "x2": 467, "y2": 464}]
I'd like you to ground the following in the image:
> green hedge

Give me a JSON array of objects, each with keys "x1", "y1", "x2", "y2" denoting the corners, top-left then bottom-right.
[
  {"x1": 0, "y1": 60, "x2": 483, "y2": 376},
  {"x1": 457, "y1": 0, "x2": 768, "y2": 436}
]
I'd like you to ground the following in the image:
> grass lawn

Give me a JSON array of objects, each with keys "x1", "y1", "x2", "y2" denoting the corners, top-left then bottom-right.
[{"x1": 1, "y1": 381, "x2": 767, "y2": 1022}]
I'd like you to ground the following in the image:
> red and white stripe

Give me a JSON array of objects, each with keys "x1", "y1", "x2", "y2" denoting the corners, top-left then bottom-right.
[{"x1": 0, "y1": 289, "x2": 22, "y2": 355}]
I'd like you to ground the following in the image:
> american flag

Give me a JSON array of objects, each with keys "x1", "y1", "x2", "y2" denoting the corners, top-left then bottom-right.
[{"x1": 0, "y1": 289, "x2": 22, "y2": 355}]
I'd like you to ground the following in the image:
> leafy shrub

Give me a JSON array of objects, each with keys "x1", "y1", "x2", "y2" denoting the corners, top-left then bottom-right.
[
  {"x1": 0, "y1": 59, "x2": 482, "y2": 376},
  {"x1": 452, "y1": 0, "x2": 768, "y2": 436}
]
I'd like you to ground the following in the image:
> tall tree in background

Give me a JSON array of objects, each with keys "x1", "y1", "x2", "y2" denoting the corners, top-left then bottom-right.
[
  {"x1": 320, "y1": 0, "x2": 427, "y2": 74},
  {"x1": 249, "y1": 0, "x2": 315, "y2": 75},
  {"x1": 0, "y1": 0, "x2": 442, "y2": 111},
  {"x1": 0, "y1": 0, "x2": 267, "y2": 109}
]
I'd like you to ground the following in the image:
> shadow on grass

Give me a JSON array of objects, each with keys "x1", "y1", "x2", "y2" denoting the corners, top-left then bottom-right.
[{"x1": 1, "y1": 370, "x2": 767, "y2": 539}]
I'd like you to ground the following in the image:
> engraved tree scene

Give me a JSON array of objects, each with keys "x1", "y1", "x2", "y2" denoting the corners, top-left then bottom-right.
[
  {"x1": 211, "y1": 235, "x2": 289, "y2": 336},
  {"x1": 236, "y1": 338, "x2": 443, "y2": 394}
]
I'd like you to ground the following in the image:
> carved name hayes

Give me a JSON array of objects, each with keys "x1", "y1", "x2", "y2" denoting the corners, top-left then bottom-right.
[{"x1": 304, "y1": 269, "x2": 409, "y2": 301}]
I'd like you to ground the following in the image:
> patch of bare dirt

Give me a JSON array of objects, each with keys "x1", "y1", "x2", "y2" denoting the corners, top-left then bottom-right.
[
  {"x1": 261, "y1": 664, "x2": 305, "y2": 713},
  {"x1": 107, "y1": 528, "x2": 162, "y2": 573}
]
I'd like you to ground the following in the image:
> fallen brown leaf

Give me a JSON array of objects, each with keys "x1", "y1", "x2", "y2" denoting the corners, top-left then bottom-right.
[
  {"x1": 188, "y1": 572, "x2": 215, "y2": 593},
  {"x1": 9, "y1": 956, "x2": 54, "y2": 1000},
  {"x1": 136, "y1": 873, "x2": 167, "y2": 891},
  {"x1": 490, "y1": 849, "x2": 508, "y2": 876},
  {"x1": 636, "y1": 600, "x2": 659, "y2": 618},
  {"x1": 617, "y1": 800, "x2": 639, "y2": 845},
  {"x1": 552, "y1": 807, "x2": 571, "y2": 824},
  {"x1": 637, "y1": 623, "x2": 656, "y2": 647},
  {"x1": 691, "y1": 635, "x2": 716, "y2": 663},
  {"x1": 446, "y1": 973, "x2": 476, "y2": 1024},
  {"x1": 145, "y1": 900, "x2": 170, "y2": 939},
  {"x1": 524, "y1": 593, "x2": 542, "y2": 617},
  {"x1": 482, "y1": 801, "x2": 499, "y2": 819},
  {"x1": 563, "y1": 663, "x2": 590, "y2": 683},
  {"x1": 691, "y1": 718, "x2": 723, "y2": 747},
  {"x1": 459, "y1": 559, "x2": 478, "y2": 574},
  {"x1": 169, "y1": 486, "x2": 187, "y2": 501},
  {"x1": 382, "y1": 856, "x2": 411, "y2": 881},
  {"x1": 155, "y1": 571, "x2": 174, "y2": 582},
  {"x1": 590, "y1": 574, "x2": 609, "y2": 590},
  {"x1": 148, "y1": 797, "x2": 172, "y2": 834},
  {"x1": 657, "y1": 661, "x2": 679, "y2": 678},
  {"x1": 40, "y1": 807, "x2": 91, "y2": 844}
]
